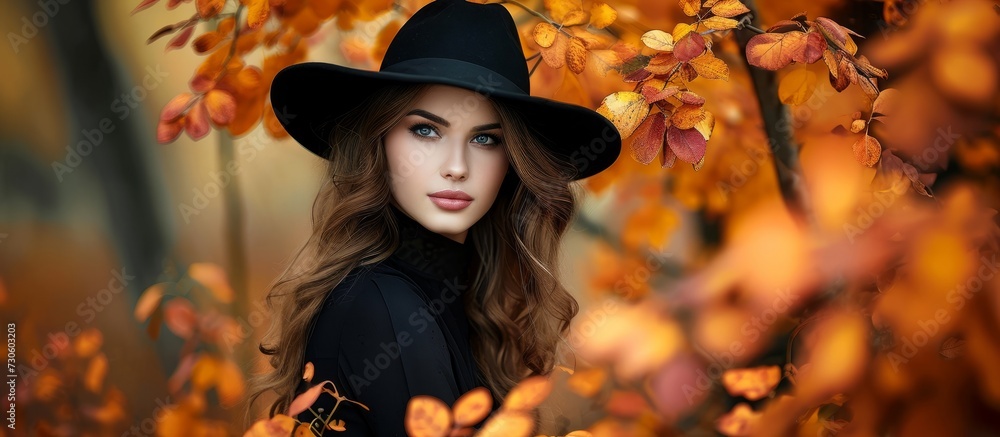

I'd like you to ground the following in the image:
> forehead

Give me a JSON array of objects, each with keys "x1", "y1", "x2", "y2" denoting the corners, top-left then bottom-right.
[{"x1": 407, "y1": 84, "x2": 499, "y2": 122}]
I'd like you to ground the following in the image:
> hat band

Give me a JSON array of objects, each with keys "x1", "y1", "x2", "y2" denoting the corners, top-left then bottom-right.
[{"x1": 380, "y1": 57, "x2": 529, "y2": 97}]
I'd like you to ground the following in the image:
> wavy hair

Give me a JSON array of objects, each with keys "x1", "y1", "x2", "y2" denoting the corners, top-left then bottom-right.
[{"x1": 242, "y1": 82, "x2": 584, "y2": 430}]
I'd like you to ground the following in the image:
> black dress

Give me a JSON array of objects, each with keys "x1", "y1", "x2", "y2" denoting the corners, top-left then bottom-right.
[{"x1": 293, "y1": 204, "x2": 501, "y2": 435}]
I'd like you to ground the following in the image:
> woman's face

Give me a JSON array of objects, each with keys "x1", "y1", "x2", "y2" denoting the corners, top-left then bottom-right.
[{"x1": 383, "y1": 84, "x2": 510, "y2": 244}]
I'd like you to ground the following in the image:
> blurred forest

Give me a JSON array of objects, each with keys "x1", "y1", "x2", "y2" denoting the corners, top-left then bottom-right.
[{"x1": 1, "y1": 0, "x2": 999, "y2": 436}]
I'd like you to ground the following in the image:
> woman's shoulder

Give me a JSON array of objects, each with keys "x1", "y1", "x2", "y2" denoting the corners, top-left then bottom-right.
[{"x1": 306, "y1": 262, "x2": 436, "y2": 358}]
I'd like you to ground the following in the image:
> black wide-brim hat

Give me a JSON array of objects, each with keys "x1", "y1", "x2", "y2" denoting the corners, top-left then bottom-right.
[{"x1": 269, "y1": 0, "x2": 622, "y2": 180}]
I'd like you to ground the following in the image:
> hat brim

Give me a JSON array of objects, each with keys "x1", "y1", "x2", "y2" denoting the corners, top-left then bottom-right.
[{"x1": 269, "y1": 61, "x2": 622, "y2": 180}]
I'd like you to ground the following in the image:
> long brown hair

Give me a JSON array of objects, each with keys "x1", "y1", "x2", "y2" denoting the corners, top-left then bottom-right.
[{"x1": 242, "y1": 82, "x2": 584, "y2": 429}]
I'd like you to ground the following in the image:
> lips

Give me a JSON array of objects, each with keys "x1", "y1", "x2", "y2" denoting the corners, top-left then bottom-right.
[
  {"x1": 428, "y1": 190, "x2": 473, "y2": 211},
  {"x1": 429, "y1": 190, "x2": 473, "y2": 200}
]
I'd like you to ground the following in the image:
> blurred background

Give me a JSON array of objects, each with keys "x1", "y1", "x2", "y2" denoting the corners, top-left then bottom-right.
[{"x1": 1, "y1": 0, "x2": 998, "y2": 435}]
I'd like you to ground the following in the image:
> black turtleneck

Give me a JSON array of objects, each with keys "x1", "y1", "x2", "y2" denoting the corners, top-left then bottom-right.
[{"x1": 294, "y1": 204, "x2": 496, "y2": 436}]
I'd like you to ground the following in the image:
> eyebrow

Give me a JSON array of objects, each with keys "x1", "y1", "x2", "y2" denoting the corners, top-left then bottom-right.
[{"x1": 406, "y1": 109, "x2": 502, "y2": 132}]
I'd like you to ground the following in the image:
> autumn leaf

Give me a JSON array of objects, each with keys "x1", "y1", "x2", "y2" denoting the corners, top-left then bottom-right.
[
  {"x1": 131, "y1": 0, "x2": 160, "y2": 15},
  {"x1": 597, "y1": 91, "x2": 650, "y2": 138},
  {"x1": 679, "y1": 0, "x2": 701, "y2": 17},
  {"x1": 778, "y1": 68, "x2": 818, "y2": 104},
  {"x1": 452, "y1": 387, "x2": 492, "y2": 427},
  {"x1": 629, "y1": 112, "x2": 668, "y2": 165},
  {"x1": 187, "y1": 262, "x2": 235, "y2": 302},
  {"x1": 196, "y1": 0, "x2": 224, "y2": 18},
  {"x1": 672, "y1": 104, "x2": 706, "y2": 129},
  {"x1": 666, "y1": 125, "x2": 708, "y2": 163},
  {"x1": 541, "y1": 32, "x2": 569, "y2": 69},
  {"x1": 533, "y1": 22, "x2": 558, "y2": 48},
  {"x1": 589, "y1": 2, "x2": 617, "y2": 29},
  {"x1": 791, "y1": 30, "x2": 826, "y2": 64},
  {"x1": 699, "y1": 16, "x2": 739, "y2": 31},
  {"x1": 241, "y1": 0, "x2": 270, "y2": 29},
  {"x1": 165, "y1": 25, "x2": 195, "y2": 51},
  {"x1": 502, "y1": 375, "x2": 553, "y2": 411},
  {"x1": 721, "y1": 366, "x2": 781, "y2": 400},
  {"x1": 710, "y1": 0, "x2": 750, "y2": 17},
  {"x1": 134, "y1": 283, "x2": 167, "y2": 322},
  {"x1": 716, "y1": 403, "x2": 761, "y2": 436},
  {"x1": 567, "y1": 36, "x2": 588, "y2": 74},
  {"x1": 641, "y1": 30, "x2": 674, "y2": 51},
  {"x1": 688, "y1": 51, "x2": 730, "y2": 80},
  {"x1": 853, "y1": 134, "x2": 882, "y2": 167},
  {"x1": 405, "y1": 396, "x2": 452, "y2": 437},
  {"x1": 674, "y1": 32, "x2": 707, "y2": 62},
  {"x1": 872, "y1": 87, "x2": 898, "y2": 117},
  {"x1": 746, "y1": 31, "x2": 806, "y2": 70}
]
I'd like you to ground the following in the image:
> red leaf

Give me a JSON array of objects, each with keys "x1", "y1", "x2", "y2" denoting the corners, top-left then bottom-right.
[
  {"x1": 131, "y1": 0, "x2": 160, "y2": 15},
  {"x1": 666, "y1": 125, "x2": 707, "y2": 163},
  {"x1": 166, "y1": 25, "x2": 195, "y2": 51},
  {"x1": 160, "y1": 93, "x2": 194, "y2": 121},
  {"x1": 660, "y1": 141, "x2": 677, "y2": 168},
  {"x1": 184, "y1": 100, "x2": 211, "y2": 140},
  {"x1": 674, "y1": 32, "x2": 706, "y2": 62},
  {"x1": 629, "y1": 112, "x2": 668, "y2": 165},
  {"x1": 791, "y1": 31, "x2": 826, "y2": 64}
]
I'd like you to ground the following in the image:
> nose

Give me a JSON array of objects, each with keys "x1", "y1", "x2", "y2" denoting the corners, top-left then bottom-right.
[{"x1": 441, "y1": 140, "x2": 468, "y2": 181}]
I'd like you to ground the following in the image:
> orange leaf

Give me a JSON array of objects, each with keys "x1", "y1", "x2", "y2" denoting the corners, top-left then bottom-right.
[
  {"x1": 191, "y1": 354, "x2": 219, "y2": 392},
  {"x1": 74, "y1": 328, "x2": 103, "y2": 358},
  {"x1": 710, "y1": 0, "x2": 750, "y2": 17},
  {"x1": 567, "y1": 367, "x2": 607, "y2": 398},
  {"x1": 84, "y1": 353, "x2": 108, "y2": 393},
  {"x1": 502, "y1": 375, "x2": 553, "y2": 411},
  {"x1": 203, "y1": 90, "x2": 237, "y2": 126},
  {"x1": 476, "y1": 410, "x2": 533, "y2": 437},
  {"x1": 540, "y1": 32, "x2": 569, "y2": 69},
  {"x1": 745, "y1": 31, "x2": 806, "y2": 70},
  {"x1": 671, "y1": 104, "x2": 706, "y2": 129},
  {"x1": 163, "y1": 297, "x2": 198, "y2": 338},
  {"x1": 716, "y1": 403, "x2": 761, "y2": 436},
  {"x1": 193, "y1": 31, "x2": 225, "y2": 53},
  {"x1": 872, "y1": 87, "x2": 898, "y2": 117},
  {"x1": 666, "y1": 125, "x2": 707, "y2": 163},
  {"x1": 629, "y1": 112, "x2": 668, "y2": 165},
  {"x1": 561, "y1": 10, "x2": 589, "y2": 26},
  {"x1": 567, "y1": 37, "x2": 588, "y2": 74},
  {"x1": 778, "y1": 68, "x2": 817, "y2": 105},
  {"x1": 532, "y1": 22, "x2": 558, "y2": 48},
  {"x1": 288, "y1": 383, "x2": 325, "y2": 416},
  {"x1": 852, "y1": 134, "x2": 882, "y2": 167},
  {"x1": 216, "y1": 359, "x2": 245, "y2": 407},
  {"x1": 687, "y1": 51, "x2": 730, "y2": 80},
  {"x1": 264, "y1": 103, "x2": 289, "y2": 138},
  {"x1": 404, "y1": 395, "x2": 452, "y2": 437},
  {"x1": 135, "y1": 282, "x2": 167, "y2": 321},
  {"x1": 596, "y1": 91, "x2": 650, "y2": 138},
  {"x1": 679, "y1": 0, "x2": 701, "y2": 16},
  {"x1": 548, "y1": 0, "x2": 584, "y2": 23},
  {"x1": 452, "y1": 387, "x2": 492, "y2": 428},
  {"x1": 721, "y1": 366, "x2": 781, "y2": 400},
  {"x1": 645, "y1": 52, "x2": 680, "y2": 75},
  {"x1": 196, "y1": 0, "x2": 224, "y2": 18},
  {"x1": 589, "y1": 2, "x2": 617, "y2": 29},
  {"x1": 698, "y1": 16, "x2": 739, "y2": 31},
  {"x1": 241, "y1": 0, "x2": 270, "y2": 29},
  {"x1": 187, "y1": 262, "x2": 235, "y2": 302},
  {"x1": 604, "y1": 390, "x2": 650, "y2": 418}
]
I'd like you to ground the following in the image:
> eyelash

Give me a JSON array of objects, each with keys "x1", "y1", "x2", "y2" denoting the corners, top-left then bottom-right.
[{"x1": 407, "y1": 123, "x2": 503, "y2": 147}]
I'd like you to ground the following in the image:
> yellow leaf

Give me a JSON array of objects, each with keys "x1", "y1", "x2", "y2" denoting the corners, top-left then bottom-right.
[
  {"x1": 589, "y1": 2, "x2": 617, "y2": 29},
  {"x1": 679, "y1": 0, "x2": 701, "y2": 16},
  {"x1": 710, "y1": 0, "x2": 750, "y2": 17},
  {"x1": 547, "y1": 0, "x2": 584, "y2": 24},
  {"x1": 532, "y1": 22, "x2": 558, "y2": 48},
  {"x1": 641, "y1": 30, "x2": 674, "y2": 51},
  {"x1": 688, "y1": 51, "x2": 730, "y2": 80},
  {"x1": 672, "y1": 22, "x2": 693, "y2": 41},
  {"x1": 596, "y1": 91, "x2": 650, "y2": 138},
  {"x1": 188, "y1": 262, "x2": 235, "y2": 303},
  {"x1": 699, "y1": 16, "x2": 739, "y2": 30},
  {"x1": 562, "y1": 9, "x2": 589, "y2": 26},
  {"x1": 777, "y1": 68, "x2": 817, "y2": 105}
]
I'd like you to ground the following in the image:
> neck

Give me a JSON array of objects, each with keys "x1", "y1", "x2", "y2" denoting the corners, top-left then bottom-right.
[{"x1": 388, "y1": 204, "x2": 474, "y2": 281}]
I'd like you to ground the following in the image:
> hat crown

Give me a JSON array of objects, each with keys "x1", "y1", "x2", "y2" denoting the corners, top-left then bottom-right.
[{"x1": 379, "y1": 0, "x2": 530, "y2": 94}]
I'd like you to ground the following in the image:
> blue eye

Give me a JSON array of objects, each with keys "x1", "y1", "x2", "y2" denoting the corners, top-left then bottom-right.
[{"x1": 409, "y1": 123, "x2": 437, "y2": 138}]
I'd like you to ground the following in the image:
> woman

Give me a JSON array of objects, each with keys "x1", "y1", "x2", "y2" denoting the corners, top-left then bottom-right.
[{"x1": 245, "y1": 0, "x2": 622, "y2": 434}]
